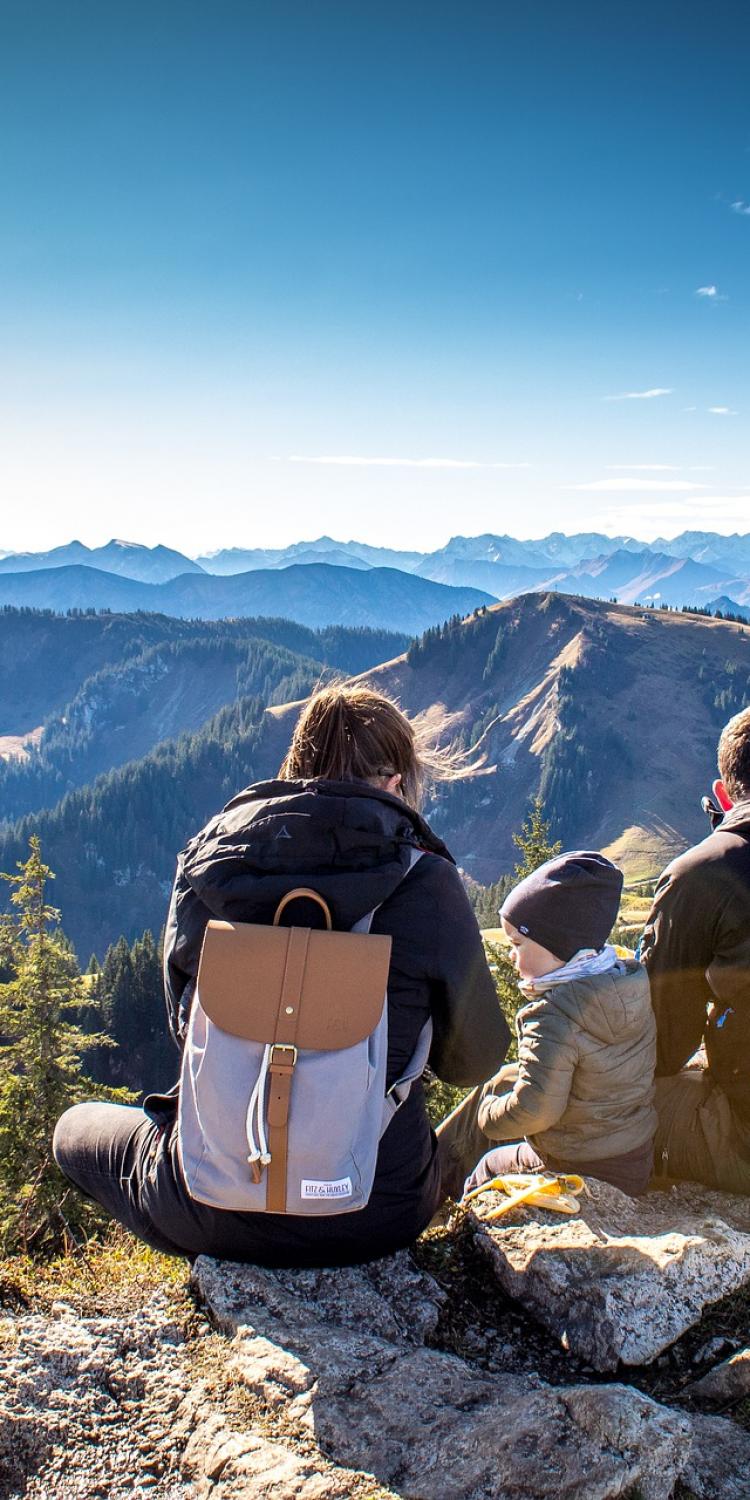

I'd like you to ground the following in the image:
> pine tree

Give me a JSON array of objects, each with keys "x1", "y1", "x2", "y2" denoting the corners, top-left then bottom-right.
[
  {"x1": 91, "y1": 928, "x2": 175, "y2": 1094},
  {"x1": 512, "y1": 794, "x2": 562, "y2": 879},
  {"x1": 427, "y1": 797, "x2": 560, "y2": 1124},
  {"x1": 487, "y1": 795, "x2": 563, "y2": 1046},
  {"x1": 0, "y1": 838, "x2": 130, "y2": 1252}
]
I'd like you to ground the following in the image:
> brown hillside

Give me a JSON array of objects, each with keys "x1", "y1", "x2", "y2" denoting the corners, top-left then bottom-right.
[{"x1": 265, "y1": 593, "x2": 750, "y2": 883}]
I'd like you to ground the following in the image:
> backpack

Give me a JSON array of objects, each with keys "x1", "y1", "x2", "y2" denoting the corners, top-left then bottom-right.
[{"x1": 176, "y1": 849, "x2": 432, "y2": 1214}]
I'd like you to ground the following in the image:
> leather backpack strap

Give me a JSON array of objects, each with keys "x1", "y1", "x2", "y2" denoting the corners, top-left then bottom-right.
[
  {"x1": 266, "y1": 1043, "x2": 298, "y2": 1212},
  {"x1": 273, "y1": 888, "x2": 333, "y2": 929},
  {"x1": 266, "y1": 925, "x2": 310, "y2": 1213}
]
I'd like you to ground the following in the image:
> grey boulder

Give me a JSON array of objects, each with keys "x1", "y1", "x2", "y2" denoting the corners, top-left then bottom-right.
[
  {"x1": 191, "y1": 1252, "x2": 695, "y2": 1500},
  {"x1": 471, "y1": 1177, "x2": 750, "y2": 1371},
  {"x1": 685, "y1": 1346, "x2": 750, "y2": 1405},
  {"x1": 681, "y1": 1412, "x2": 750, "y2": 1499}
]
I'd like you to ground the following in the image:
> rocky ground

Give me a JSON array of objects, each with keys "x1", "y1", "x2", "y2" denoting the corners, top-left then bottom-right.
[{"x1": 2, "y1": 1184, "x2": 750, "y2": 1499}]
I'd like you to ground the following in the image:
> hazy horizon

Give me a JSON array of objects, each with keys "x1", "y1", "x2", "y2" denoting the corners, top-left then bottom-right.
[{"x1": 5, "y1": 522, "x2": 750, "y2": 565}]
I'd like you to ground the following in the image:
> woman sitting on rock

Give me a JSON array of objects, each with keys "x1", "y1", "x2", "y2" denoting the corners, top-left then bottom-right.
[
  {"x1": 53, "y1": 685, "x2": 509, "y2": 1265},
  {"x1": 437, "y1": 851, "x2": 658, "y2": 1199}
]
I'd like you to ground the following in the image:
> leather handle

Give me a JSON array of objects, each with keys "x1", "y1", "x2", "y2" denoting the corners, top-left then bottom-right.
[{"x1": 272, "y1": 888, "x2": 333, "y2": 930}]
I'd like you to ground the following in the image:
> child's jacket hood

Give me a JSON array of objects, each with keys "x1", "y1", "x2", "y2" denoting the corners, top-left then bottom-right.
[{"x1": 524, "y1": 960, "x2": 650, "y2": 1046}]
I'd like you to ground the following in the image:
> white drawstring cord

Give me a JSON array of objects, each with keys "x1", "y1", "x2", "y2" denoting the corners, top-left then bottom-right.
[
  {"x1": 246, "y1": 1044, "x2": 273, "y2": 1168},
  {"x1": 256, "y1": 1044, "x2": 272, "y2": 1166}
]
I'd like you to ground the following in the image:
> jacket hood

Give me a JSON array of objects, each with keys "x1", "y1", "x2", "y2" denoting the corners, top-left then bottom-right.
[
  {"x1": 178, "y1": 777, "x2": 453, "y2": 929},
  {"x1": 522, "y1": 960, "x2": 651, "y2": 1046}
]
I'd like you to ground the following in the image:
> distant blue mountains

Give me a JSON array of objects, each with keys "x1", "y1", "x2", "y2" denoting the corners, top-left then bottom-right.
[{"x1": 2, "y1": 531, "x2": 750, "y2": 625}]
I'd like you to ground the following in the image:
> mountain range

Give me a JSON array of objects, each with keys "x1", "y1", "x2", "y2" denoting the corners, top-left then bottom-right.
[
  {"x1": 2, "y1": 591, "x2": 749, "y2": 957},
  {"x1": 0, "y1": 562, "x2": 492, "y2": 633},
  {"x1": 3, "y1": 532, "x2": 750, "y2": 625}
]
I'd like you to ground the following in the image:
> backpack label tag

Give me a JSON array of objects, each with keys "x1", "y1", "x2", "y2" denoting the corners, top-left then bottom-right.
[{"x1": 301, "y1": 1176, "x2": 353, "y2": 1200}]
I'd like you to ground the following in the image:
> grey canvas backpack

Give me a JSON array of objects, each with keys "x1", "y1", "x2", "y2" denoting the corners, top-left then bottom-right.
[{"x1": 177, "y1": 848, "x2": 432, "y2": 1214}]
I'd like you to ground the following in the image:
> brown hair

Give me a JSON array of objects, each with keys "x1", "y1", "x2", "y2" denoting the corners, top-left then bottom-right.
[
  {"x1": 718, "y1": 706, "x2": 750, "y2": 799},
  {"x1": 279, "y1": 685, "x2": 432, "y2": 806}
]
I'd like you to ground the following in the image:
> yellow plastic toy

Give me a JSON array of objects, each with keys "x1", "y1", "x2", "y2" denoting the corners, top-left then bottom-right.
[{"x1": 462, "y1": 1171, "x2": 585, "y2": 1220}]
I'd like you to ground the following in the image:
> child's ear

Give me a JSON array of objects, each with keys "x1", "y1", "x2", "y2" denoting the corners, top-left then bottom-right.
[{"x1": 713, "y1": 779, "x2": 734, "y2": 812}]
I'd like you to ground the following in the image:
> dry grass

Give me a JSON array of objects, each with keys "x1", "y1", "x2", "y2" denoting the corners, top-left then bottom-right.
[{"x1": 0, "y1": 1224, "x2": 188, "y2": 1317}]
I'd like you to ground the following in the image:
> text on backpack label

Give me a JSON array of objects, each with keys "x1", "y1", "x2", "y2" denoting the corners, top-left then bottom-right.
[{"x1": 301, "y1": 1177, "x2": 353, "y2": 1199}]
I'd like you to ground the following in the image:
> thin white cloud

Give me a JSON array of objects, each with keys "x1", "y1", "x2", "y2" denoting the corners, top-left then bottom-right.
[
  {"x1": 606, "y1": 464, "x2": 714, "y2": 472},
  {"x1": 564, "y1": 478, "x2": 707, "y2": 493},
  {"x1": 604, "y1": 388, "x2": 673, "y2": 401},
  {"x1": 709, "y1": 407, "x2": 739, "y2": 416},
  {"x1": 695, "y1": 284, "x2": 728, "y2": 302},
  {"x1": 731, "y1": 200, "x2": 750, "y2": 216},
  {"x1": 286, "y1": 455, "x2": 530, "y2": 469}
]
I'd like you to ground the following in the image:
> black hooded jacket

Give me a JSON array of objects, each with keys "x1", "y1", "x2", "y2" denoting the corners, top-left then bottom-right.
[
  {"x1": 641, "y1": 799, "x2": 750, "y2": 1119},
  {"x1": 161, "y1": 778, "x2": 508, "y2": 1257}
]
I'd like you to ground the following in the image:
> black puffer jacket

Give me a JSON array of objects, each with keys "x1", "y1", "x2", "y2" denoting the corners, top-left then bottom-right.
[
  {"x1": 641, "y1": 800, "x2": 750, "y2": 1119},
  {"x1": 161, "y1": 778, "x2": 508, "y2": 1259}
]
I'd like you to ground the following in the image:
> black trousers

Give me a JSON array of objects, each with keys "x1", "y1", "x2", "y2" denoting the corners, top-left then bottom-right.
[{"x1": 53, "y1": 1098, "x2": 442, "y2": 1267}]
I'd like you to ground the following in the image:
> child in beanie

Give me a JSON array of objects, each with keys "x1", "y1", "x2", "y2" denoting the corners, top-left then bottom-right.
[{"x1": 447, "y1": 851, "x2": 657, "y2": 1198}]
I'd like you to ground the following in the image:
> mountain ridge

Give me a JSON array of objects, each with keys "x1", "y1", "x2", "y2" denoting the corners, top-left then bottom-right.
[
  {"x1": 0, "y1": 562, "x2": 492, "y2": 633},
  {"x1": 5, "y1": 531, "x2": 750, "y2": 613}
]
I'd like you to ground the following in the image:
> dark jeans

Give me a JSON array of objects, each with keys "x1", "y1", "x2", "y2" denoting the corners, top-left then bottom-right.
[
  {"x1": 53, "y1": 1098, "x2": 442, "y2": 1267},
  {"x1": 463, "y1": 1140, "x2": 546, "y2": 1194},
  {"x1": 462, "y1": 1138, "x2": 654, "y2": 1197}
]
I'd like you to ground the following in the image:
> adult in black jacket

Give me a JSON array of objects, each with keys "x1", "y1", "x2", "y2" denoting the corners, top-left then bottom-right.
[
  {"x1": 54, "y1": 686, "x2": 509, "y2": 1264},
  {"x1": 641, "y1": 705, "x2": 750, "y2": 1192}
]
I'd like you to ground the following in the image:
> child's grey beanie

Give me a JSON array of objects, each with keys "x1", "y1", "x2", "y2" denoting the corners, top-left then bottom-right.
[{"x1": 500, "y1": 850, "x2": 623, "y2": 963}]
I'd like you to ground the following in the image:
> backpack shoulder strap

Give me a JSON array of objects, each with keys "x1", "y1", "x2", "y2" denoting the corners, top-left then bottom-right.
[
  {"x1": 380, "y1": 1018, "x2": 433, "y2": 1136},
  {"x1": 347, "y1": 845, "x2": 434, "y2": 1136}
]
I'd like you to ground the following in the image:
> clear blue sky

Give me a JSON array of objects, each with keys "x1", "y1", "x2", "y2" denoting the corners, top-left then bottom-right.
[{"x1": 0, "y1": 0, "x2": 747, "y2": 554}]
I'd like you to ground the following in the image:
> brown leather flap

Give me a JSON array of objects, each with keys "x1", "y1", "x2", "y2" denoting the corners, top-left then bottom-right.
[{"x1": 196, "y1": 919, "x2": 392, "y2": 1049}]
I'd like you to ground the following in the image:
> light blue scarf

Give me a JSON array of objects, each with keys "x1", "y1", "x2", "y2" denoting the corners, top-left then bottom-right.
[{"x1": 519, "y1": 944, "x2": 618, "y2": 999}]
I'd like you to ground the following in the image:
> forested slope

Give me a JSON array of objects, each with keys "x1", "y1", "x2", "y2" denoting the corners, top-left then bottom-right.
[
  {"x1": 0, "y1": 610, "x2": 408, "y2": 820},
  {"x1": 4, "y1": 593, "x2": 750, "y2": 956},
  {"x1": 0, "y1": 695, "x2": 279, "y2": 957},
  {"x1": 0, "y1": 607, "x2": 408, "y2": 736}
]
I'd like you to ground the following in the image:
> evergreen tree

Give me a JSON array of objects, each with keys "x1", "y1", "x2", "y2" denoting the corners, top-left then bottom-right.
[
  {"x1": 0, "y1": 838, "x2": 129, "y2": 1252},
  {"x1": 427, "y1": 797, "x2": 559, "y2": 1124},
  {"x1": 512, "y1": 794, "x2": 562, "y2": 879},
  {"x1": 487, "y1": 794, "x2": 564, "y2": 1045},
  {"x1": 92, "y1": 928, "x2": 176, "y2": 1094}
]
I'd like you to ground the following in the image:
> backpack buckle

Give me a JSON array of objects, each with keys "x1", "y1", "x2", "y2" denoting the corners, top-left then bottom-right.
[{"x1": 270, "y1": 1044, "x2": 298, "y2": 1071}]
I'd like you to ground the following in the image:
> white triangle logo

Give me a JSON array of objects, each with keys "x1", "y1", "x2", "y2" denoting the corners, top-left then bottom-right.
[{"x1": 275, "y1": 825, "x2": 292, "y2": 840}]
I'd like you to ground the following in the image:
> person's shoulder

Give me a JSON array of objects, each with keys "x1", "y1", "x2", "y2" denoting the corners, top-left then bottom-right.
[
  {"x1": 660, "y1": 823, "x2": 750, "y2": 888},
  {"x1": 407, "y1": 850, "x2": 464, "y2": 896},
  {"x1": 514, "y1": 988, "x2": 575, "y2": 1043}
]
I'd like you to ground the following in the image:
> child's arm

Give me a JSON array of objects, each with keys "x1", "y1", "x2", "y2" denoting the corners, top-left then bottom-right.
[{"x1": 477, "y1": 995, "x2": 579, "y2": 1140}]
